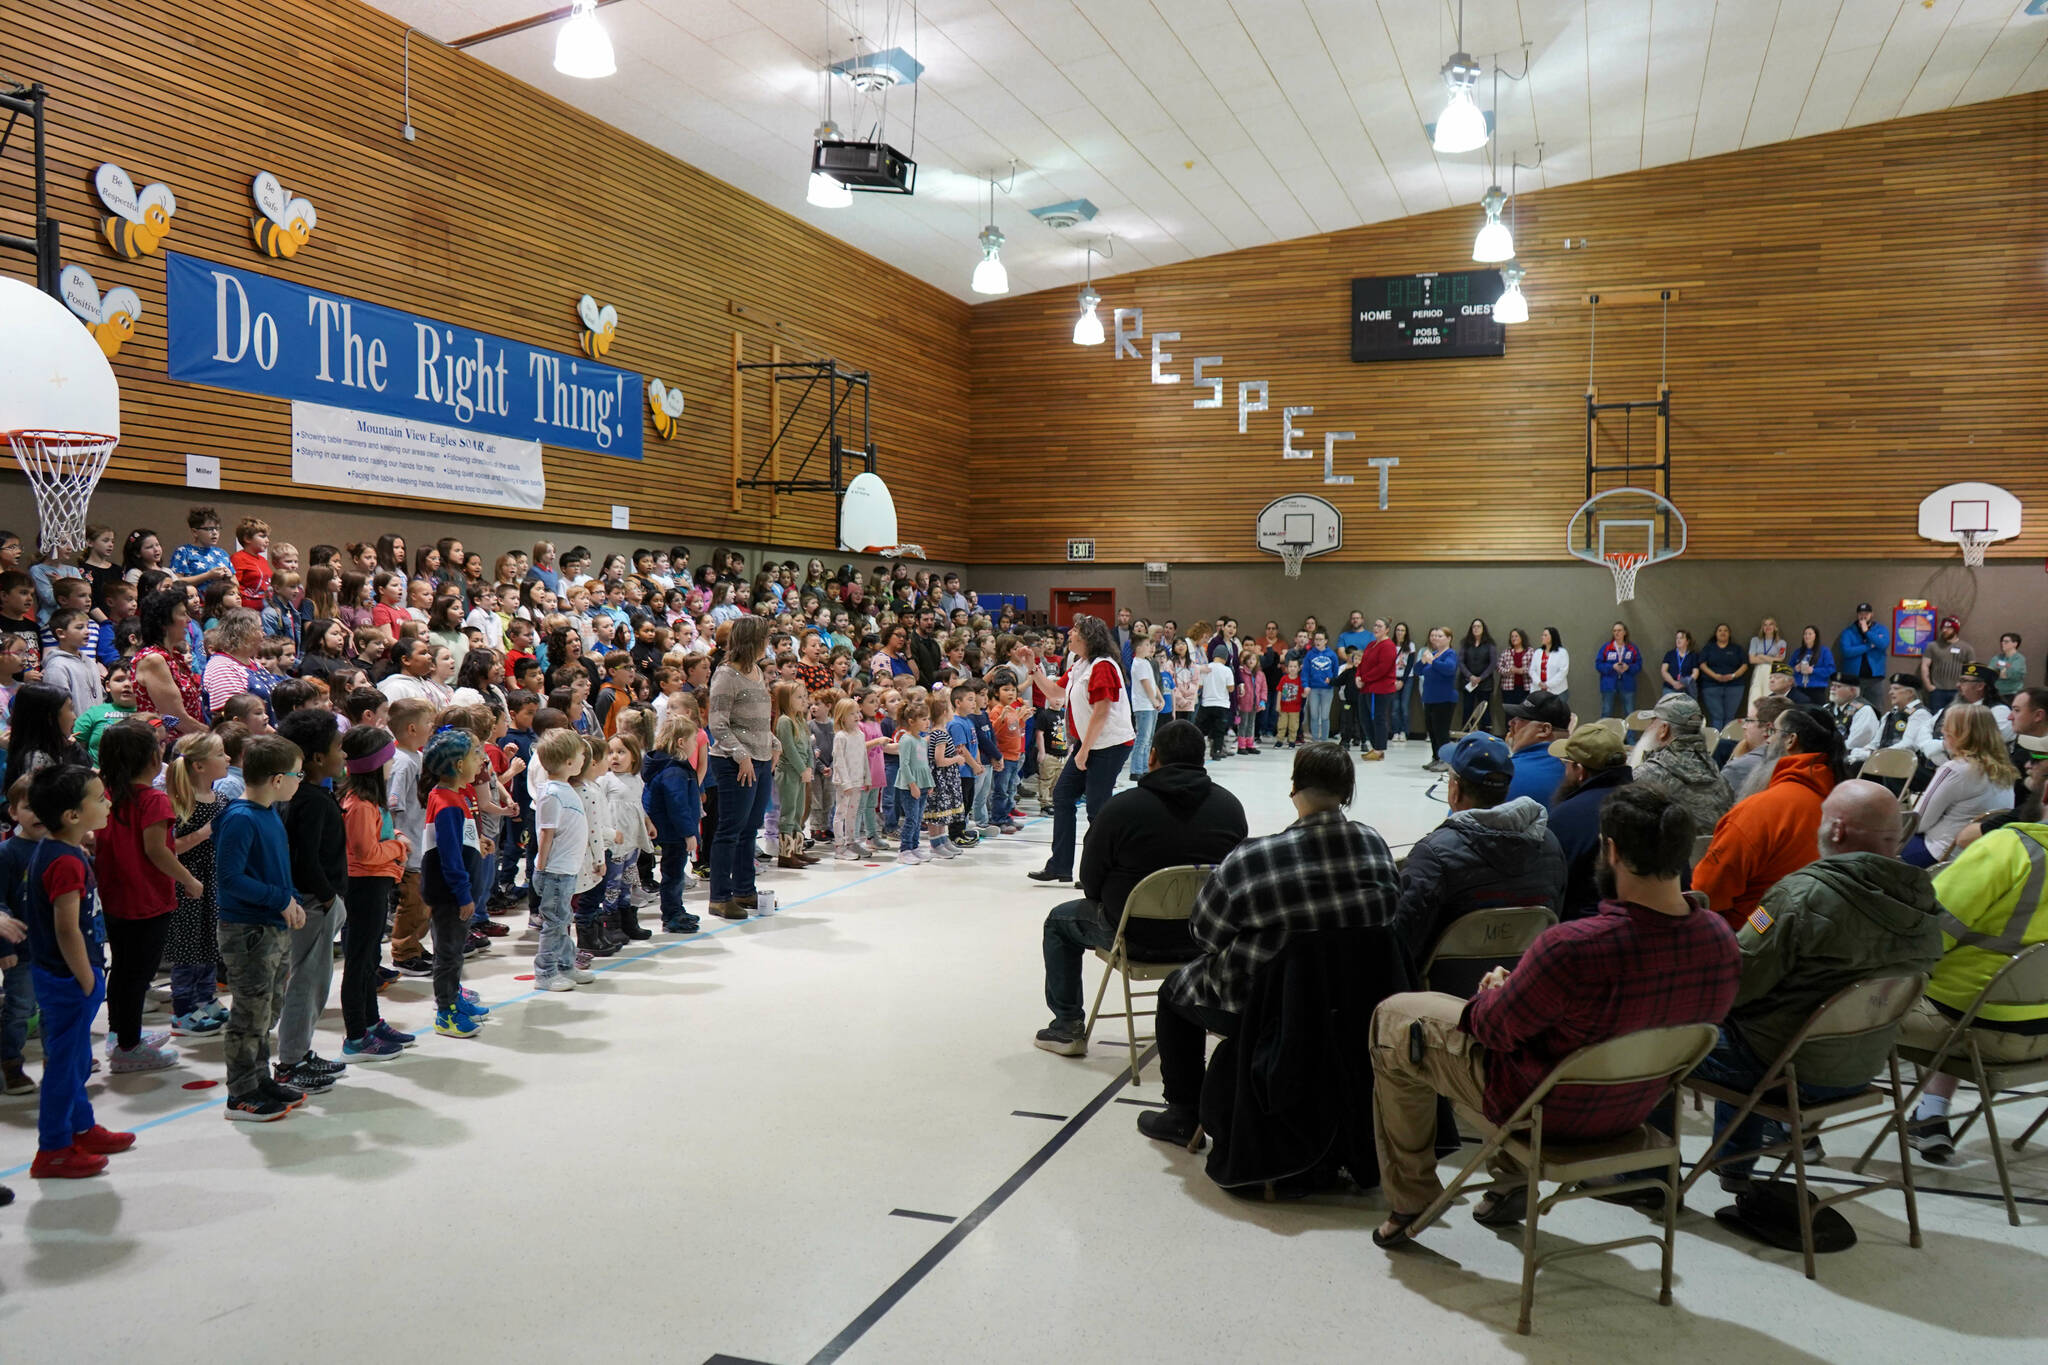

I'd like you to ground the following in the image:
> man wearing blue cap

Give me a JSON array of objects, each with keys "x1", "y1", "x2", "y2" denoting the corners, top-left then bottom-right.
[
  {"x1": 1394, "y1": 732, "x2": 1566, "y2": 988},
  {"x1": 1502, "y1": 691, "x2": 1572, "y2": 808}
]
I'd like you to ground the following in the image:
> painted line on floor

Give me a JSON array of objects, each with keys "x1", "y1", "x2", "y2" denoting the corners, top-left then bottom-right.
[
  {"x1": 807, "y1": 1046, "x2": 1156, "y2": 1365},
  {"x1": 1010, "y1": 1109, "x2": 1069, "y2": 1121},
  {"x1": 0, "y1": 822, "x2": 1062, "y2": 1181},
  {"x1": 1114, "y1": 1097, "x2": 1169, "y2": 1110},
  {"x1": 887, "y1": 1208, "x2": 958, "y2": 1225}
]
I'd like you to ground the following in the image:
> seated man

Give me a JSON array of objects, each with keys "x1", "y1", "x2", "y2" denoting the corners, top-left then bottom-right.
[
  {"x1": 1631, "y1": 693, "x2": 1735, "y2": 835},
  {"x1": 1829, "y1": 675, "x2": 1883, "y2": 767},
  {"x1": 1393, "y1": 733, "x2": 1565, "y2": 982},
  {"x1": 1866, "y1": 672, "x2": 1936, "y2": 789},
  {"x1": 1921, "y1": 663, "x2": 2014, "y2": 767},
  {"x1": 1369, "y1": 787, "x2": 1740, "y2": 1245},
  {"x1": 1546, "y1": 726, "x2": 1635, "y2": 919},
  {"x1": 1136, "y1": 742, "x2": 1398, "y2": 1144},
  {"x1": 1502, "y1": 691, "x2": 1571, "y2": 808},
  {"x1": 1900, "y1": 772, "x2": 2048, "y2": 1162},
  {"x1": 1034, "y1": 719, "x2": 1247, "y2": 1056},
  {"x1": 1684, "y1": 780, "x2": 1942, "y2": 1190}
]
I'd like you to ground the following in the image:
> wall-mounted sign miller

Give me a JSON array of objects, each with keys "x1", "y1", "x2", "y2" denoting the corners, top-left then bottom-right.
[
  {"x1": 1066, "y1": 538, "x2": 1095, "y2": 563},
  {"x1": 93, "y1": 163, "x2": 176, "y2": 258},
  {"x1": 59, "y1": 263, "x2": 143, "y2": 358},
  {"x1": 250, "y1": 172, "x2": 318, "y2": 259},
  {"x1": 577, "y1": 294, "x2": 619, "y2": 359},
  {"x1": 647, "y1": 378, "x2": 685, "y2": 439}
]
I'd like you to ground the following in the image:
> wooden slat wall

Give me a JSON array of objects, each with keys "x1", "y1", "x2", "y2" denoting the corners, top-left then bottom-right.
[
  {"x1": 0, "y1": 0, "x2": 972, "y2": 558},
  {"x1": 969, "y1": 91, "x2": 2048, "y2": 563}
]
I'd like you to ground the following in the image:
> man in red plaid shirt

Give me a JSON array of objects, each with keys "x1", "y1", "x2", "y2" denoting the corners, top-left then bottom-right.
[{"x1": 1370, "y1": 785, "x2": 1740, "y2": 1244}]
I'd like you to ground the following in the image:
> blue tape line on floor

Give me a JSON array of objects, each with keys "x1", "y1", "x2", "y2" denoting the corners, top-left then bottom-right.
[{"x1": 2, "y1": 821, "x2": 1048, "y2": 1180}]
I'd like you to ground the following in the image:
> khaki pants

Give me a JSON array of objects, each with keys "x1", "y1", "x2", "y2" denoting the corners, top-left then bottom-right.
[
  {"x1": 1036, "y1": 754, "x2": 1062, "y2": 803},
  {"x1": 1898, "y1": 998, "x2": 2048, "y2": 1065},
  {"x1": 390, "y1": 868, "x2": 429, "y2": 960},
  {"x1": 1371, "y1": 991, "x2": 1503, "y2": 1214},
  {"x1": 1276, "y1": 711, "x2": 1300, "y2": 743}
]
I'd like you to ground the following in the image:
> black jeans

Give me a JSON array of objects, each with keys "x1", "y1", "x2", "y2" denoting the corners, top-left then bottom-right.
[
  {"x1": 341, "y1": 876, "x2": 391, "y2": 1038},
  {"x1": 1424, "y1": 701, "x2": 1455, "y2": 758},
  {"x1": 428, "y1": 898, "x2": 468, "y2": 1011},
  {"x1": 1196, "y1": 704, "x2": 1231, "y2": 756},
  {"x1": 105, "y1": 914, "x2": 172, "y2": 1050},
  {"x1": 1366, "y1": 691, "x2": 1392, "y2": 752},
  {"x1": 1156, "y1": 996, "x2": 1240, "y2": 1108}
]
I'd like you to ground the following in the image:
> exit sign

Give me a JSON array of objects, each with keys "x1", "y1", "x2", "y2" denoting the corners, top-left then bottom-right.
[{"x1": 1066, "y1": 538, "x2": 1095, "y2": 562}]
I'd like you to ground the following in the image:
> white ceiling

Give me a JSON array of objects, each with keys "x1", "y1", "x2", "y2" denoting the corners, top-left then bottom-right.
[{"x1": 372, "y1": 0, "x2": 2048, "y2": 302}]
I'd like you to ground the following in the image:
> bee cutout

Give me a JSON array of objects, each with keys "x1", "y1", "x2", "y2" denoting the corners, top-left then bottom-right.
[
  {"x1": 577, "y1": 294, "x2": 619, "y2": 359},
  {"x1": 58, "y1": 264, "x2": 144, "y2": 359},
  {"x1": 249, "y1": 171, "x2": 318, "y2": 259},
  {"x1": 94, "y1": 164, "x2": 176, "y2": 259},
  {"x1": 647, "y1": 379, "x2": 685, "y2": 440}
]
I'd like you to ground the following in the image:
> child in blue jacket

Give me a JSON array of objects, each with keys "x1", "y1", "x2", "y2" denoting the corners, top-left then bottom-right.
[{"x1": 643, "y1": 702, "x2": 703, "y2": 934}]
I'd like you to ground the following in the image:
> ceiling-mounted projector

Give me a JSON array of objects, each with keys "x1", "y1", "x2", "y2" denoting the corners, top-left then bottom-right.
[{"x1": 812, "y1": 139, "x2": 917, "y2": 195}]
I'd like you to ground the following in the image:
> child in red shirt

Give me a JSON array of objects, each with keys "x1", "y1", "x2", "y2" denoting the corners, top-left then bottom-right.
[
  {"x1": 1276, "y1": 660, "x2": 1305, "y2": 748},
  {"x1": 95, "y1": 719, "x2": 203, "y2": 1073},
  {"x1": 230, "y1": 517, "x2": 274, "y2": 612}
]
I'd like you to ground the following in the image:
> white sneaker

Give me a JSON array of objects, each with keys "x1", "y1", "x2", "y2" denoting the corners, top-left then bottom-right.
[
  {"x1": 538, "y1": 975, "x2": 575, "y2": 992},
  {"x1": 568, "y1": 967, "x2": 596, "y2": 984},
  {"x1": 108, "y1": 1040, "x2": 180, "y2": 1073},
  {"x1": 897, "y1": 851, "x2": 921, "y2": 866},
  {"x1": 932, "y1": 842, "x2": 962, "y2": 860},
  {"x1": 914, "y1": 848, "x2": 938, "y2": 864},
  {"x1": 836, "y1": 846, "x2": 863, "y2": 861}
]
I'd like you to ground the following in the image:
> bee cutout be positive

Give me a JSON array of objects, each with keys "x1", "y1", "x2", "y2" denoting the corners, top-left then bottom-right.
[
  {"x1": 59, "y1": 264, "x2": 144, "y2": 358},
  {"x1": 577, "y1": 294, "x2": 619, "y2": 359},
  {"x1": 647, "y1": 379, "x2": 685, "y2": 440},
  {"x1": 94, "y1": 164, "x2": 177, "y2": 258},
  {"x1": 250, "y1": 171, "x2": 318, "y2": 259}
]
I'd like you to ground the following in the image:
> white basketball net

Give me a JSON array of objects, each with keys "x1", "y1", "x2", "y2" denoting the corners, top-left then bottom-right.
[
  {"x1": 1604, "y1": 551, "x2": 1648, "y2": 603},
  {"x1": 1958, "y1": 531, "x2": 1989, "y2": 568},
  {"x1": 1278, "y1": 545, "x2": 1307, "y2": 578},
  {"x1": 9, "y1": 430, "x2": 116, "y2": 557}
]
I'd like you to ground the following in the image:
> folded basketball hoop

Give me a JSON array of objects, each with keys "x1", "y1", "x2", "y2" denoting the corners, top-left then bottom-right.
[
  {"x1": 839, "y1": 471, "x2": 924, "y2": 559},
  {"x1": 1, "y1": 277, "x2": 122, "y2": 556}
]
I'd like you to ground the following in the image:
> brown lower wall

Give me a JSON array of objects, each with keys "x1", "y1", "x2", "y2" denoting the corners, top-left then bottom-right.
[
  {"x1": 2, "y1": 473, "x2": 964, "y2": 586},
  {"x1": 970, "y1": 558, "x2": 2043, "y2": 721}
]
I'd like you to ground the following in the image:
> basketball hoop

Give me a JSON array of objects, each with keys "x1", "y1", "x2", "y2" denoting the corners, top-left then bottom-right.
[
  {"x1": 1, "y1": 276, "x2": 124, "y2": 557},
  {"x1": 1603, "y1": 551, "x2": 1648, "y2": 603},
  {"x1": 10, "y1": 431, "x2": 116, "y2": 556},
  {"x1": 1278, "y1": 544, "x2": 1308, "y2": 578},
  {"x1": 1957, "y1": 530, "x2": 1990, "y2": 568}
]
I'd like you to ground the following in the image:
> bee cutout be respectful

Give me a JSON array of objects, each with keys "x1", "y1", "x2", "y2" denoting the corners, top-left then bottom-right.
[{"x1": 95, "y1": 163, "x2": 177, "y2": 259}]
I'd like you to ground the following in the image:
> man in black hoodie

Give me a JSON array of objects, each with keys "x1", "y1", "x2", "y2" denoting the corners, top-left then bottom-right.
[{"x1": 1035, "y1": 720, "x2": 1247, "y2": 1056}]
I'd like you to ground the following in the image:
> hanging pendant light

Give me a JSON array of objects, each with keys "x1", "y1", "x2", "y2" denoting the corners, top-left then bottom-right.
[
  {"x1": 554, "y1": 0, "x2": 616, "y2": 79},
  {"x1": 1472, "y1": 184, "x2": 1513, "y2": 261},
  {"x1": 1431, "y1": 3, "x2": 1486, "y2": 153},
  {"x1": 971, "y1": 174, "x2": 1009, "y2": 295},
  {"x1": 1073, "y1": 284, "x2": 1103, "y2": 345},
  {"x1": 1494, "y1": 262, "x2": 1528, "y2": 324}
]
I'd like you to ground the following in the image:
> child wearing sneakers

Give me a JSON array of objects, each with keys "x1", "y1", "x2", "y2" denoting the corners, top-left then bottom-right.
[
  {"x1": 830, "y1": 698, "x2": 868, "y2": 859},
  {"x1": 808, "y1": 687, "x2": 839, "y2": 846},
  {"x1": 893, "y1": 697, "x2": 933, "y2": 864},
  {"x1": 945, "y1": 687, "x2": 984, "y2": 847},
  {"x1": 275, "y1": 708, "x2": 349, "y2": 1094},
  {"x1": 384, "y1": 698, "x2": 436, "y2": 977},
  {"x1": 856, "y1": 691, "x2": 888, "y2": 849},
  {"x1": 924, "y1": 694, "x2": 967, "y2": 860},
  {"x1": 568, "y1": 736, "x2": 616, "y2": 960},
  {"x1": 600, "y1": 732, "x2": 654, "y2": 941},
  {"x1": 643, "y1": 701, "x2": 702, "y2": 933},
  {"x1": 1235, "y1": 654, "x2": 1266, "y2": 754},
  {"x1": 2, "y1": 777, "x2": 42, "y2": 1100},
  {"x1": 532, "y1": 728, "x2": 597, "y2": 991},
  {"x1": 216, "y1": 735, "x2": 310, "y2": 1122},
  {"x1": 164, "y1": 732, "x2": 227, "y2": 1036},
  {"x1": 988, "y1": 673, "x2": 1027, "y2": 834},
  {"x1": 771, "y1": 681, "x2": 814, "y2": 870},
  {"x1": 24, "y1": 764, "x2": 138, "y2": 1176},
  {"x1": 1275, "y1": 660, "x2": 1304, "y2": 747},
  {"x1": 339, "y1": 725, "x2": 412, "y2": 1061},
  {"x1": 97, "y1": 719, "x2": 204, "y2": 1074},
  {"x1": 418, "y1": 729, "x2": 491, "y2": 1038}
]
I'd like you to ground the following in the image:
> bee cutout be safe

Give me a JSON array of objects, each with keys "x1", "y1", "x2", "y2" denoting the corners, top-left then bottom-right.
[
  {"x1": 648, "y1": 379, "x2": 685, "y2": 440},
  {"x1": 250, "y1": 171, "x2": 317, "y2": 259},
  {"x1": 577, "y1": 295, "x2": 619, "y2": 359},
  {"x1": 59, "y1": 264, "x2": 143, "y2": 358},
  {"x1": 94, "y1": 163, "x2": 176, "y2": 258}
]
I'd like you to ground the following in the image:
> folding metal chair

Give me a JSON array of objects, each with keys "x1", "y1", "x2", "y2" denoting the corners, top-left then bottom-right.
[
  {"x1": 1451, "y1": 699, "x2": 1488, "y2": 740},
  {"x1": 1689, "y1": 832, "x2": 1714, "y2": 868},
  {"x1": 1082, "y1": 865, "x2": 1213, "y2": 1086},
  {"x1": 1407, "y1": 1023, "x2": 1718, "y2": 1334},
  {"x1": 1590, "y1": 716, "x2": 1627, "y2": 739},
  {"x1": 1857, "y1": 747, "x2": 1920, "y2": 785},
  {"x1": 1419, "y1": 905, "x2": 1556, "y2": 995},
  {"x1": 1853, "y1": 943, "x2": 2048, "y2": 1225},
  {"x1": 1626, "y1": 709, "x2": 1660, "y2": 739},
  {"x1": 1680, "y1": 972, "x2": 1927, "y2": 1278}
]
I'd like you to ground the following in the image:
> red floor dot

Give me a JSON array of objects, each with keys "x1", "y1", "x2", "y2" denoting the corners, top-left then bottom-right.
[
  {"x1": 181, "y1": 1079, "x2": 219, "y2": 1090},
  {"x1": 513, "y1": 974, "x2": 534, "y2": 981}
]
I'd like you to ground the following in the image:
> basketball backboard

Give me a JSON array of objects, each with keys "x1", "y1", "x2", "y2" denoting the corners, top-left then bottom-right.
[
  {"x1": 1568, "y1": 487, "x2": 1686, "y2": 602},
  {"x1": 839, "y1": 471, "x2": 922, "y2": 558},
  {"x1": 1918, "y1": 481, "x2": 2019, "y2": 566},
  {"x1": 1256, "y1": 494, "x2": 1342, "y2": 576}
]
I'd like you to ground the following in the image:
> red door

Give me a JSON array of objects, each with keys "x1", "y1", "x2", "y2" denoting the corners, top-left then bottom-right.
[{"x1": 1051, "y1": 588, "x2": 1115, "y2": 629}]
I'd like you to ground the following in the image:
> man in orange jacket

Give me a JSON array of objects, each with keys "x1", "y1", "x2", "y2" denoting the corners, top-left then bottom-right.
[{"x1": 1693, "y1": 708, "x2": 1844, "y2": 928}]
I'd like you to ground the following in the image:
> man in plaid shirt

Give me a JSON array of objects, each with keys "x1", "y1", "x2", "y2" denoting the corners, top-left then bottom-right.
[
  {"x1": 1371, "y1": 785, "x2": 1740, "y2": 1243},
  {"x1": 1138, "y1": 742, "x2": 1399, "y2": 1145}
]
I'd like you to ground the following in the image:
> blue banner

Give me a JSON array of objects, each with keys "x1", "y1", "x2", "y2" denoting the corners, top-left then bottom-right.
[{"x1": 165, "y1": 251, "x2": 641, "y2": 460}]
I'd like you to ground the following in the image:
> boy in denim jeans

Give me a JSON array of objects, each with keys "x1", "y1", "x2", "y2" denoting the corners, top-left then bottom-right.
[{"x1": 531, "y1": 730, "x2": 595, "y2": 990}]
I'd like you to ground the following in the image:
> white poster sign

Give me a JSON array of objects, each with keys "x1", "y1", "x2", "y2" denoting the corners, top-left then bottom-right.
[
  {"x1": 184, "y1": 452, "x2": 220, "y2": 489},
  {"x1": 611, "y1": 504, "x2": 630, "y2": 530},
  {"x1": 291, "y1": 400, "x2": 545, "y2": 509}
]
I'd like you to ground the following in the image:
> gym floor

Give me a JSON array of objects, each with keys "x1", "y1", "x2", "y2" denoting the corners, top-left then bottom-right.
[{"x1": 2, "y1": 742, "x2": 2041, "y2": 1363}]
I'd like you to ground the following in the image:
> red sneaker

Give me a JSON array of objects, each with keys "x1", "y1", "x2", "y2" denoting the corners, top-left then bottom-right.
[
  {"x1": 477, "y1": 920, "x2": 510, "y2": 938},
  {"x1": 30, "y1": 1145, "x2": 109, "y2": 1179},
  {"x1": 73, "y1": 1124, "x2": 137, "y2": 1155}
]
